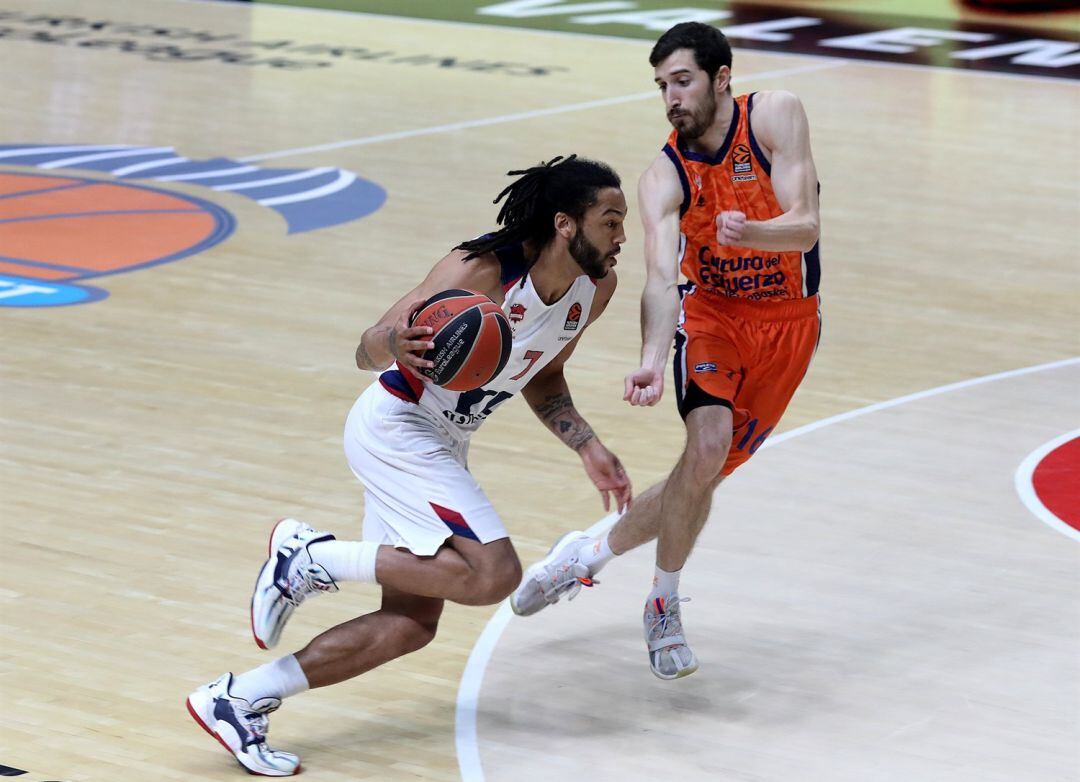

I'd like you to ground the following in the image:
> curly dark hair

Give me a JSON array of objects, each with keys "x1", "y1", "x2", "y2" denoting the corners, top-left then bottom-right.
[{"x1": 456, "y1": 155, "x2": 621, "y2": 261}]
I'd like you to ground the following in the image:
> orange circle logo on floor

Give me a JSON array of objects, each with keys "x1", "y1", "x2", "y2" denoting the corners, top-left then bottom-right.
[{"x1": 0, "y1": 172, "x2": 235, "y2": 307}]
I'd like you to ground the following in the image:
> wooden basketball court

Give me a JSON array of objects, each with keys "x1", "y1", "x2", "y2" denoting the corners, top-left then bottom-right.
[{"x1": 1, "y1": 1, "x2": 1077, "y2": 780}]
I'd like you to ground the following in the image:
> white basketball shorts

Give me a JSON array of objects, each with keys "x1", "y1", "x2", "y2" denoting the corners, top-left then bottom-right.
[{"x1": 343, "y1": 383, "x2": 508, "y2": 556}]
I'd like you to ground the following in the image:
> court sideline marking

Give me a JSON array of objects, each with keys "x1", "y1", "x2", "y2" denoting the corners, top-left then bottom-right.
[
  {"x1": 455, "y1": 356, "x2": 1080, "y2": 782},
  {"x1": 239, "y1": 60, "x2": 846, "y2": 163}
]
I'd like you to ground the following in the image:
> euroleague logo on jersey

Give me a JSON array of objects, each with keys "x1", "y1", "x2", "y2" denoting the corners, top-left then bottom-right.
[
  {"x1": 563, "y1": 302, "x2": 582, "y2": 331},
  {"x1": 731, "y1": 143, "x2": 757, "y2": 182}
]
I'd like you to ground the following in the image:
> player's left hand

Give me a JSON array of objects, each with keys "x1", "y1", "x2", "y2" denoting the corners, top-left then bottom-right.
[
  {"x1": 578, "y1": 439, "x2": 632, "y2": 513},
  {"x1": 716, "y1": 210, "x2": 747, "y2": 245}
]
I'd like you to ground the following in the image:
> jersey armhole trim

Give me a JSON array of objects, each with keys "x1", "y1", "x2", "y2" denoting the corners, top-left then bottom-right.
[
  {"x1": 662, "y1": 144, "x2": 691, "y2": 218},
  {"x1": 746, "y1": 92, "x2": 772, "y2": 177}
]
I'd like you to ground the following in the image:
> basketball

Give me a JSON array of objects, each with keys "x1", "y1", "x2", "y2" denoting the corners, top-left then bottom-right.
[{"x1": 410, "y1": 289, "x2": 512, "y2": 391}]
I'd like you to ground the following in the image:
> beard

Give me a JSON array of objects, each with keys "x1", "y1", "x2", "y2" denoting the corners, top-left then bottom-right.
[
  {"x1": 669, "y1": 90, "x2": 717, "y2": 140},
  {"x1": 569, "y1": 229, "x2": 609, "y2": 278}
]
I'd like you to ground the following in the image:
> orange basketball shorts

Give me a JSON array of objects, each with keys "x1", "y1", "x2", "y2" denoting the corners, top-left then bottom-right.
[{"x1": 673, "y1": 288, "x2": 821, "y2": 476}]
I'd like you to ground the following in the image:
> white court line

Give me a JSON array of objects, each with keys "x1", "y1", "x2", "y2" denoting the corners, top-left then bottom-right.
[
  {"x1": 38, "y1": 146, "x2": 174, "y2": 170},
  {"x1": 213, "y1": 166, "x2": 335, "y2": 192},
  {"x1": 155, "y1": 165, "x2": 260, "y2": 182},
  {"x1": 455, "y1": 355, "x2": 1080, "y2": 782},
  {"x1": 110, "y1": 156, "x2": 190, "y2": 177},
  {"x1": 0, "y1": 144, "x2": 132, "y2": 160},
  {"x1": 238, "y1": 60, "x2": 846, "y2": 163},
  {"x1": 1014, "y1": 428, "x2": 1080, "y2": 543},
  {"x1": 256, "y1": 170, "x2": 356, "y2": 206}
]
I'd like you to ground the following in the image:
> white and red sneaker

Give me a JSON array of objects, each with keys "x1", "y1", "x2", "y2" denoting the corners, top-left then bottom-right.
[
  {"x1": 250, "y1": 518, "x2": 338, "y2": 650},
  {"x1": 186, "y1": 673, "x2": 300, "y2": 776}
]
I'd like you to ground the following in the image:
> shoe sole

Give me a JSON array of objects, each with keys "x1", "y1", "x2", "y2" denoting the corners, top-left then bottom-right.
[
  {"x1": 185, "y1": 692, "x2": 301, "y2": 777},
  {"x1": 250, "y1": 519, "x2": 306, "y2": 650},
  {"x1": 650, "y1": 660, "x2": 699, "y2": 681},
  {"x1": 510, "y1": 530, "x2": 588, "y2": 616}
]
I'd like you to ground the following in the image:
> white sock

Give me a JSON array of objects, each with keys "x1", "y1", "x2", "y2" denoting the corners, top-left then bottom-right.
[
  {"x1": 649, "y1": 565, "x2": 681, "y2": 599},
  {"x1": 577, "y1": 531, "x2": 616, "y2": 574},
  {"x1": 231, "y1": 655, "x2": 309, "y2": 703},
  {"x1": 308, "y1": 540, "x2": 379, "y2": 583}
]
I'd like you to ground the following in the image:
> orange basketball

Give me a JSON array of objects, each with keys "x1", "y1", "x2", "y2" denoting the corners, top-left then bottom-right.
[{"x1": 410, "y1": 289, "x2": 512, "y2": 391}]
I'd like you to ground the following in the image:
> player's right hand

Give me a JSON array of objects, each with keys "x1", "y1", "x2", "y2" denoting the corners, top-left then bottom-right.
[
  {"x1": 389, "y1": 298, "x2": 436, "y2": 380},
  {"x1": 624, "y1": 366, "x2": 663, "y2": 406}
]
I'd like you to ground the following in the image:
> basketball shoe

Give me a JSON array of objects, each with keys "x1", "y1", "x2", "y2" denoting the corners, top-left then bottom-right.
[
  {"x1": 251, "y1": 518, "x2": 338, "y2": 650},
  {"x1": 510, "y1": 531, "x2": 596, "y2": 616},
  {"x1": 644, "y1": 594, "x2": 698, "y2": 680},
  {"x1": 186, "y1": 673, "x2": 300, "y2": 776}
]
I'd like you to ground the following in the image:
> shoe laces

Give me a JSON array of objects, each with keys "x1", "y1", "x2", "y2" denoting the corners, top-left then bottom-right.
[
  {"x1": 646, "y1": 596, "x2": 690, "y2": 643},
  {"x1": 244, "y1": 711, "x2": 270, "y2": 743},
  {"x1": 540, "y1": 560, "x2": 598, "y2": 604},
  {"x1": 237, "y1": 699, "x2": 278, "y2": 744},
  {"x1": 281, "y1": 565, "x2": 334, "y2": 607}
]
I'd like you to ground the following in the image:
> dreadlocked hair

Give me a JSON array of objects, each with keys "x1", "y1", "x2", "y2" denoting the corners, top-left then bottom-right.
[{"x1": 455, "y1": 155, "x2": 621, "y2": 267}]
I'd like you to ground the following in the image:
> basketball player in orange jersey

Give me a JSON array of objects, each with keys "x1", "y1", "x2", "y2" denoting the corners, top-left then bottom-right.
[
  {"x1": 512, "y1": 23, "x2": 822, "y2": 681},
  {"x1": 187, "y1": 156, "x2": 632, "y2": 776}
]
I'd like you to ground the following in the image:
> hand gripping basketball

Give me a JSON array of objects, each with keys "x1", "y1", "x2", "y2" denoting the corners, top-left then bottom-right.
[
  {"x1": 386, "y1": 298, "x2": 438, "y2": 380},
  {"x1": 408, "y1": 289, "x2": 512, "y2": 392}
]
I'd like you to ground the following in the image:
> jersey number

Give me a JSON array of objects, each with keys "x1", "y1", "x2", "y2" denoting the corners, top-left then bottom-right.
[
  {"x1": 735, "y1": 418, "x2": 773, "y2": 455},
  {"x1": 509, "y1": 349, "x2": 544, "y2": 381}
]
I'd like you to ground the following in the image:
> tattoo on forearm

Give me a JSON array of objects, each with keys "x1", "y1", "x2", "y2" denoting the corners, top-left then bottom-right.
[
  {"x1": 535, "y1": 392, "x2": 595, "y2": 451},
  {"x1": 356, "y1": 338, "x2": 376, "y2": 370},
  {"x1": 534, "y1": 393, "x2": 572, "y2": 419}
]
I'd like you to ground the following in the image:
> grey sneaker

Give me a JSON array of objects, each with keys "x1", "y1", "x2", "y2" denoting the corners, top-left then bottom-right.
[
  {"x1": 644, "y1": 594, "x2": 698, "y2": 680},
  {"x1": 186, "y1": 673, "x2": 300, "y2": 776},
  {"x1": 510, "y1": 531, "x2": 596, "y2": 616},
  {"x1": 250, "y1": 518, "x2": 339, "y2": 650}
]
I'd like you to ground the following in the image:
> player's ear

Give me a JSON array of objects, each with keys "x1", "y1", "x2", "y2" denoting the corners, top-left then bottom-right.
[
  {"x1": 553, "y1": 211, "x2": 575, "y2": 241},
  {"x1": 715, "y1": 65, "x2": 731, "y2": 95}
]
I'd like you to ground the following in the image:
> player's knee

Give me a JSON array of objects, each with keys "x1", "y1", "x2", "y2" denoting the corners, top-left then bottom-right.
[
  {"x1": 684, "y1": 432, "x2": 731, "y2": 488},
  {"x1": 402, "y1": 615, "x2": 439, "y2": 653},
  {"x1": 470, "y1": 556, "x2": 522, "y2": 605}
]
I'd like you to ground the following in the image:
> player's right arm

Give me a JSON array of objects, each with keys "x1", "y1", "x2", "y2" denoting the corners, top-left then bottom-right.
[
  {"x1": 624, "y1": 154, "x2": 684, "y2": 407},
  {"x1": 355, "y1": 249, "x2": 502, "y2": 377}
]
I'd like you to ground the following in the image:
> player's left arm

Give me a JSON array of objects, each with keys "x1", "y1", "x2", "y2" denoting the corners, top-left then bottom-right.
[
  {"x1": 717, "y1": 91, "x2": 820, "y2": 252},
  {"x1": 520, "y1": 272, "x2": 632, "y2": 512}
]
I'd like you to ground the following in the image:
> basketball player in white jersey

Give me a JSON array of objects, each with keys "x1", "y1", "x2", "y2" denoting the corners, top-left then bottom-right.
[{"x1": 187, "y1": 156, "x2": 632, "y2": 776}]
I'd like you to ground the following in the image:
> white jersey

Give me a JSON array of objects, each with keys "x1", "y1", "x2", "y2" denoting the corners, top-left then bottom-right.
[{"x1": 377, "y1": 243, "x2": 596, "y2": 440}]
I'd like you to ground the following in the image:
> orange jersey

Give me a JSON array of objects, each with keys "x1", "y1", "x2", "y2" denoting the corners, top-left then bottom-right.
[{"x1": 663, "y1": 92, "x2": 820, "y2": 302}]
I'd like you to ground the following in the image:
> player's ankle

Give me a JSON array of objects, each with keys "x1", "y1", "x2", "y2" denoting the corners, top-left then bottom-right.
[
  {"x1": 578, "y1": 530, "x2": 616, "y2": 573},
  {"x1": 649, "y1": 565, "x2": 681, "y2": 598},
  {"x1": 308, "y1": 540, "x2": 379, "y2": 583}
]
